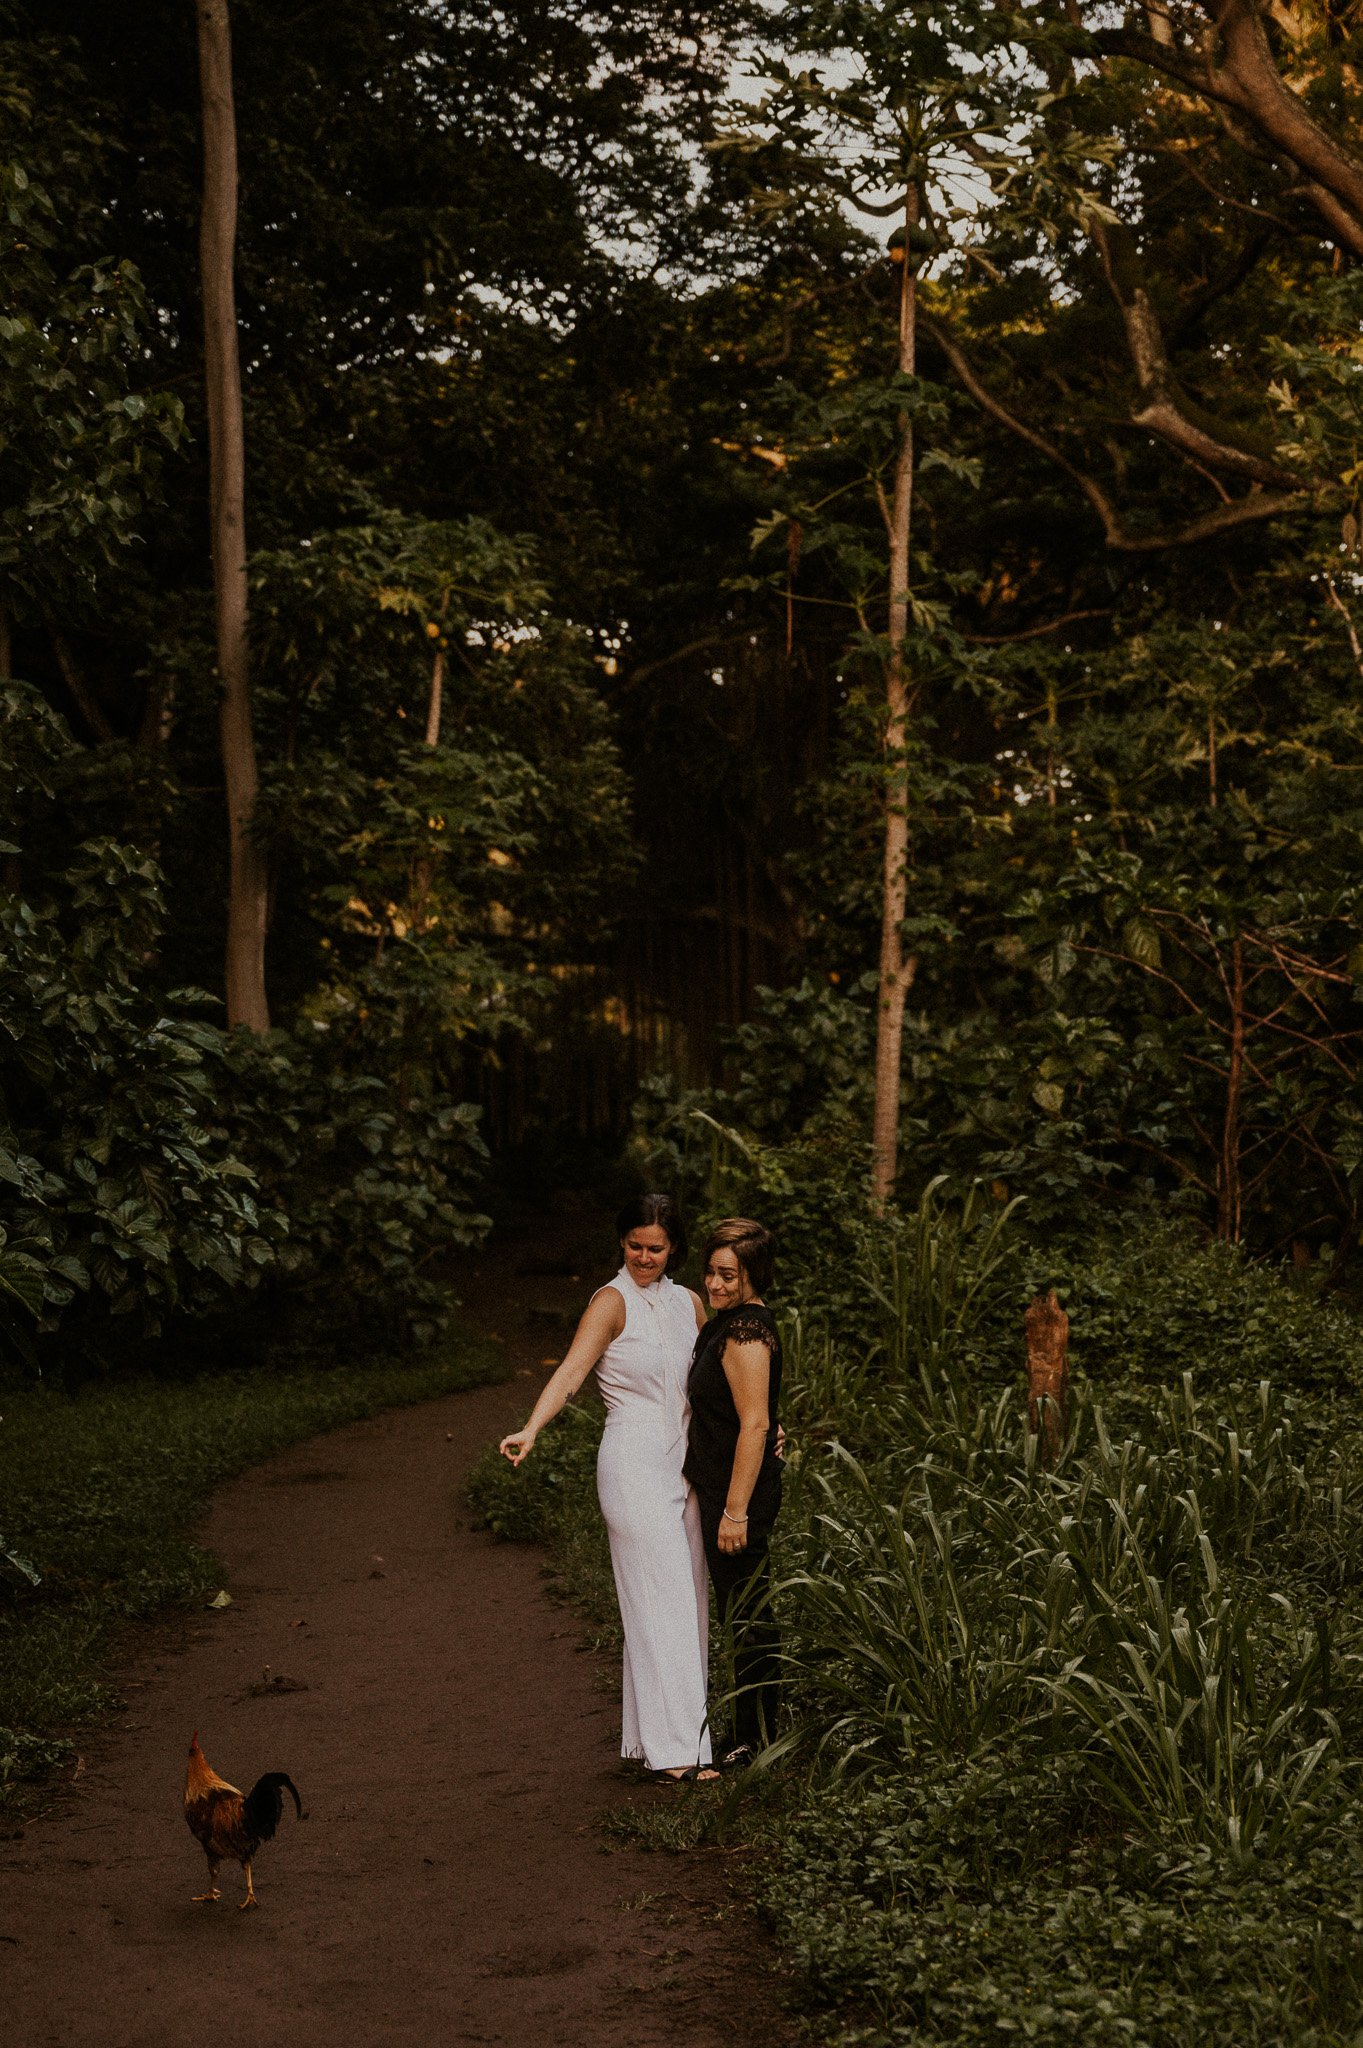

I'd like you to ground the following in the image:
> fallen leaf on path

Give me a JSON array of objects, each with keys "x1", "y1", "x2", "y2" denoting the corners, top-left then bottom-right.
[{"x1": 205, "y1": 1590, "x2": 232, "y2": 1610}]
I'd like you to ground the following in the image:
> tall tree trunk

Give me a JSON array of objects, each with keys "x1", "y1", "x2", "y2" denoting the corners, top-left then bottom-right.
[
  {"x1": 197, "y1": 0, "x2": 269, "y2": 1033},
  {"x1": 870, "y1": 186, "x2": 920, "y2": 1207}
]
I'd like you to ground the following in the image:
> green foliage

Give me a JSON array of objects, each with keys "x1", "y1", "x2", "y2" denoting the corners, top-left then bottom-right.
[
  {"x1": 466, "y1": 1398, "x2": 604, "y2": 1545},
  {"x1": 0, "y1": 77, "x2": 183, "y2": 622},
  {"x1": 766, "y1": 1769, "x2": 1363, "y2": 2047},
  {"x1": 1030, "y1": 1225, "x2": 1363, "y2": 1405},
  {"x1": 0, "y1": 685, "x2": 279, "y2": 1369},
  {"x1": 216, "y1": 1025, "x2": 490, "y2": 1349},
  {"x1": 629, "y1": 975, "x2": 879, "y2": 1304},
  {"x1": 0, "y1": 680, "x2": 502, "y2": 1369},
  {"x1": 761, "y1": 1188, "x2": 1363, "y2": 2045},
  {"x1": 238, "y1": 507, "x2": 634, "y2": 1019}
]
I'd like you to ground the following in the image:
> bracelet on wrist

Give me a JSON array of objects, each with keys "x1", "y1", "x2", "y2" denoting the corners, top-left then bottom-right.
[{"x1": 722, "y1": 1508, "x2": 748, "y2": 1524}]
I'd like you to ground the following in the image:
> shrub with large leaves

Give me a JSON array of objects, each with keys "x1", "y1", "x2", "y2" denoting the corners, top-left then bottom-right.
[
  {"x1": 215, "y1": 1022, "x2": 490, "y2": 1348},
  {"x1": 0, "y1": 687, "x2": 278, "y2": 1368}
]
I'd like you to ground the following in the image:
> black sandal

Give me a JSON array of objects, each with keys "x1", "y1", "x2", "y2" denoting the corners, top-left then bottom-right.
[
  {"x1": 719, "y1": 1744, "x2": 755, "y2": 1772},
  {"x1": 651, "y1": 1765, "x2": 721, "y2": 1784}
]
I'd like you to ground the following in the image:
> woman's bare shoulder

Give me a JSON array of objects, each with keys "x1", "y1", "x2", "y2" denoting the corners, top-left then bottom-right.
[
  {"x1": 684, "y1": 1287, "x2": 707, "y2": 1328},
  {"x1": 582, "y1": 1282, "x2": 625, "y2": 1333}
]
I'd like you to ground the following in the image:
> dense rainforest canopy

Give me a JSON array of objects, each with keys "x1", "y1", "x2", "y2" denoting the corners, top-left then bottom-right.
[{"x1": 2, "y1": 0, "x2": 1362, "y2": 1369}]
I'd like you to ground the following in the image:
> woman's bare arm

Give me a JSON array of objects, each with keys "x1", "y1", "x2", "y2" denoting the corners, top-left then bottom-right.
[
  {"x1": 717, "y1": 1337, "x2": 772, "y2": 1553},
  {"x1": 499, "y1": 1289, "x2": 624, "y2": 1465}
]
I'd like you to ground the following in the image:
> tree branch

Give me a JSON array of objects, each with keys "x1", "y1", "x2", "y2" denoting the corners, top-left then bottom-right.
[
  {"x1": 1086, "y1": 211, "x2": 1308, "y2": 487},
  {"x1": 959, "y1": 608, "x2": 1111, "y2": 645},
  {"x1": 923, "y1": 313, "x2": 1315, "y2": 552},
  {"x1": 1091, "y1": 8, "x2": 1363, "y2": 254}
]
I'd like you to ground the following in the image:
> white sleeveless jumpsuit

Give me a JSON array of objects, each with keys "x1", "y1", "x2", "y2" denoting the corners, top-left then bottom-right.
[{"x1": 595, "y1": 1267, "x2": 712, "y2": 1771}]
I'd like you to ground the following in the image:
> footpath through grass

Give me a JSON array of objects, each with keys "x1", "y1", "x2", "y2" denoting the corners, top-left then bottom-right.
[
  {"x1": 469, "y1": 1211, "x2": 1363, "y2": 2047},
  {"x1": 0, "y1": 1327, "x2": 502, "y2": 1807}
]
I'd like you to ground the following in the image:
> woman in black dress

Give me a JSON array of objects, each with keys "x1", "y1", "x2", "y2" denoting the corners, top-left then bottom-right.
[{"x1": 684, "y1": 1217, "x2": 782, "y2": 1766}]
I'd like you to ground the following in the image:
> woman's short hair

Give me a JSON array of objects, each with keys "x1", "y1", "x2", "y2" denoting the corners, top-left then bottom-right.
[
  {"x1": 701, "y1": 1217, "x2": 776, "y2": 1297},
  {"x1": 614, "y1": 1191, "x2": 688, "y2": 1272}
]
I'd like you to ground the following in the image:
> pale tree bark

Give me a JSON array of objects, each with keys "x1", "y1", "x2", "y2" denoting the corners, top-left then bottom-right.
[
  {"x1": 424, "y1": 591, "x2": 450, "y2": 747},
  {"x1": 196, "y1": 0, "x2": 269, "y2": 1032},
  {"x1": 870, "y1": 186, "x2": 921, "y2": 1207},
  {"x1": 424, "y1": 645, "x2": 445, "y2": 748}
]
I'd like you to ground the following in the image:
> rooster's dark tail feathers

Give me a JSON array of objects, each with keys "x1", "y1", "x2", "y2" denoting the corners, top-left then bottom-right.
[{"x1": 243, "y1": 1772, "x2": 303, "y2": 1841}]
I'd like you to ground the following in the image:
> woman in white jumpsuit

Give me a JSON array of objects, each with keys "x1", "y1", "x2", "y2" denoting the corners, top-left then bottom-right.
[{"x1": 499, "y1": 1194, "x2": 714, "y2": 1780}]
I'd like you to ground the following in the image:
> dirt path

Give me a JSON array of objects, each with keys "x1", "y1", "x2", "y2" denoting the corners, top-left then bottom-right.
[{"x1": 0, "y1": 1224, "x2": 800, "y2": 2048}]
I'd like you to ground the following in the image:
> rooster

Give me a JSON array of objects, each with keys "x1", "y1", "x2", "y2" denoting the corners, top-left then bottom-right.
[{"x1": 183, "y1": 1732, "x2": 302, "y2": 1909}]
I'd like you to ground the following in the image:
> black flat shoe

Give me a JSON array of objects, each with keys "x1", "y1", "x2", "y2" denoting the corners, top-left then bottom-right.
[
  {"x1": 719, "y1": 1744, "x2": 755, "y2": 1772},
  {"x1": 651, "y1": 1765, "x2": 721, "y2": 1784}
]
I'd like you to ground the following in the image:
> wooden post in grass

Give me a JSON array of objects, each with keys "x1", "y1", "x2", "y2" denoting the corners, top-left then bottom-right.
[{"x1": 1026, "y1": 1290, "x2": 1069, "y2": 1465}]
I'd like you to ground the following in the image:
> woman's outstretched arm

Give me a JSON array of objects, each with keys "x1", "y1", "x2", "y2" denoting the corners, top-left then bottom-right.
[
  {"x1": 716, "y1": 1337, "x2": 772, "y2": 1554},
  {"x1": 498, "y1": 1288, "x2": 624, "y2": 1465}
]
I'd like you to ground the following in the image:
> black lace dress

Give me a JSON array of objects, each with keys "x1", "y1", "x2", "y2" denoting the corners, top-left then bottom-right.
[
  {"x1": 683, "y1": 1304, "x2": 783, "y2": 1754},
  {"x1": 683, "y1": 1305, "x2": 783, "y2": 1525}
]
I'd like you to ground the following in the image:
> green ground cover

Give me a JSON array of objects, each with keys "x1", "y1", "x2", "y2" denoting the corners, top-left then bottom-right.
[
  {"x1": 470, "y1": 1207, "x2": 1363, "y2": 2046},
  {"x1": 0, "y1": 1328, "x2": 501, "y2": 1806}
]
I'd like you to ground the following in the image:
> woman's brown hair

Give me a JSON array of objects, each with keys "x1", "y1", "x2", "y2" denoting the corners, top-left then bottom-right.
[
  {"x1": 615, "y1": 1191, "x2": 688, "y2": 1272},
  {"x1": 701, "y1": 1217, "x2": 776, "y2": 1297}
]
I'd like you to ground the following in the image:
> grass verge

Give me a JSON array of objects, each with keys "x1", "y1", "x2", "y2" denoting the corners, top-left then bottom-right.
[{"x1": 0, "y1": 1324, "x2": 503, "y2": 1810}]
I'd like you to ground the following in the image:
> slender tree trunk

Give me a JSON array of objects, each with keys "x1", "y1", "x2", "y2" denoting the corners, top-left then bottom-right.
[
  {"x1": 870, "y1": 186, "x2": 921, "y2": 1207},
  {"x1": 1045, "y1": 680, "x2": 1058, "y2": 809},
  {"x1": 424, "y1": 647, "x2": 445, "y2": 747},
  {"x1": 424, "y1": 590, "x2": 450, "y2": 746},
  {"x1": 197, "y1": 0, "x2": 269, "y2": 1033},
  {"x1": 1218, "y1": 934, "x2": 1244, "y2": 1241}
]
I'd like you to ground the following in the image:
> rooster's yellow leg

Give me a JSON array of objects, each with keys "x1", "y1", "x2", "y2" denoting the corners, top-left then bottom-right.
[
  {"x1": 238, "y1": 1860, "x2": 258, "y2": 1910},
  {"x1": 193, "y1": 1859, "x2": 221, "y2": 1903}
]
